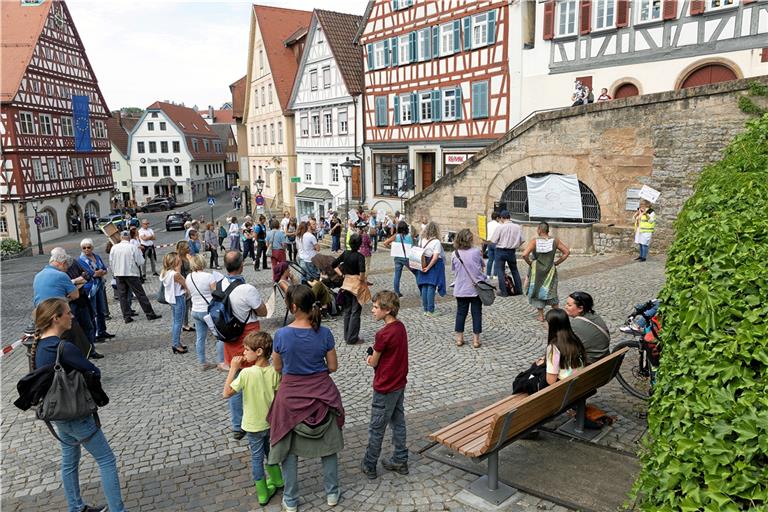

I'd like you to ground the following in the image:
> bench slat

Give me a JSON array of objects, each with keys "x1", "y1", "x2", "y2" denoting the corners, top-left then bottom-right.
[{"x1": 429, "y1": 394, "x2": 528, "y2": 441}]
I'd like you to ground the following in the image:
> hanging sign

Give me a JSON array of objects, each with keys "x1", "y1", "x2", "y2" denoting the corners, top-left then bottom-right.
[
  {"x1": 639, "y1": 185, "x2": 661, "y2": 203},
  {"x1": 526, "y1": 174, "x2": 583, "y2": 219}
]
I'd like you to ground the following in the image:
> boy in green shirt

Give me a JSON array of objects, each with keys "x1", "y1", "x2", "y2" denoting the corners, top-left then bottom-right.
[{"x1": 223, "y1": 331, "x2": 283, "y2": 505}]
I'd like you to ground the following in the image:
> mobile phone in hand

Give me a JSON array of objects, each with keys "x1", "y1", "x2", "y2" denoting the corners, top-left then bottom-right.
[{"x1": 366, "y1": 346, "x2": 374, "y2": 357}]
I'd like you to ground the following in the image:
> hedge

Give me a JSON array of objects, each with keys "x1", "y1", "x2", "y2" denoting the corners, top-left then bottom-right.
[{"x1": 633, "y1": 114, "x2": 768, "y2": 510}]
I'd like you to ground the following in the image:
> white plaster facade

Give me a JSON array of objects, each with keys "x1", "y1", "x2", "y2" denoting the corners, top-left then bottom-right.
[
  {"x1": 109, "y1": 142, "x2": 132, "y2": 204},
  {"x1": 289, "y1": 19, "x2": 364, "y2": 220}
]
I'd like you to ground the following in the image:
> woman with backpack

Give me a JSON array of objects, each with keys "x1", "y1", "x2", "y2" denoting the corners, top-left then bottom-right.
[{"x1": 30, "y1": 298, "x2": 127, "y2": 512}]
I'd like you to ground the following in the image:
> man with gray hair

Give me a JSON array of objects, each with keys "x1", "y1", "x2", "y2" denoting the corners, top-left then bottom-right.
[{"x1": 110, "y1": 230, "x2": 161, "y2": 323}]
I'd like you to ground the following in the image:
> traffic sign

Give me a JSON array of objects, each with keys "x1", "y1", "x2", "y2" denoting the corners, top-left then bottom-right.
[
  {"x1": 34, "y1": 215, "x2": 42, "y2": 226},
  {"x1": 290, "y1": 176, "x2": 301, "y2": 183},
  {"x1": 255, "y1": 194, "x2": 264, "y2": 206},
  {"x1": 207, "y1": 196, "x2": 215, "y2": 206},
  {"x1": 256, "y1": 205, "x2": 264, "y2": 214}
]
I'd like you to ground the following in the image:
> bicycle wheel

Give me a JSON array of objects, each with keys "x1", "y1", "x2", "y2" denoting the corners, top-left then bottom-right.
[{"x1": 613, "y1": 340, "x2": 652, "y2": 400}]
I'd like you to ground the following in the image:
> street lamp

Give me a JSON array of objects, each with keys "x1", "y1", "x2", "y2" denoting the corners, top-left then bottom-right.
[
  {"x1": 30, "y1": 201, "x2": 44, "y2": 255},
  {"x1": 340, "y1": 159, "x2": 354, "y2": 224},
  {"x1": 254, "y1": 175, "x2": 265, "y2": 195}
]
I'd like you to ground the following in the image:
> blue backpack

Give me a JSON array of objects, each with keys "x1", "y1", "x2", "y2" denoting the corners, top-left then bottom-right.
[{"x1": 205, "y1": 279, "x2": 251, "y2": 343}]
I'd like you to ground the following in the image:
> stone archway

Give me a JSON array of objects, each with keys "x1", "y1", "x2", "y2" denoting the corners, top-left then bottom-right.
[
  {"x1": 65, "y1": 204, "x2": 82, "y2": 233},
  {"x1": 497, "y1": 174, "x2": 601, "y2": 223}
]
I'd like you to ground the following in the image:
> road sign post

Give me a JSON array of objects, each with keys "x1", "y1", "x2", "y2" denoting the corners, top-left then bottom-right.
[{"x1": 207, "y1": 196, "x2": 215, "y2": 224}]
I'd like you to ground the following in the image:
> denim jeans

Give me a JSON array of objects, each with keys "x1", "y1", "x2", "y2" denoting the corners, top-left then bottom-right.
[
  {"x1": 191, "y1": 310, "x2": 209, "y2": 364},
  {"x1": 331, "y1": 235, "x2": 340, "y2": 252},
  {"x1": 299, "y1": 260, "x2": 320, "y2": 282},
  {"x1": 54, "y1": 416, "x2": 125, "y2": 512},
  {"x1": 216, "y1": 340, "x2": 224, "y2": 364},
  {"x1": 229, "y1": 369, "x2": 243, "y2": 432},
  {"x1": 420, "y1": 284, "x2": 436, "y2": 313},
  {"x1": 91, "y1": 283, "x2": 108, "y2": 335},
  {"x1": 393, "y1": 257, "x2": 409, "y2": 295},
  {"x1": 71, "y1": 302, "x2": 95, "y2": 349},
  {"x1": 455, "y1": 296, "x2": 482, "y2": 334},
  {"x1": 171, "y1": 296, "x2": 185, "y2": 348},
  {"x1": 639, "y1": 244, "x2": 649, "y2": 259},
  {"x1": 485, "y1": 243, "x2": 496, "y2": 278},
  {"x1": 242, "y1": 239, "x2": 255, "y2": 260},
  {"x1": 495, "y1": 248, "x2": 522, "y2": 296},
  {"x1": 281, "y1": 452, "x2": 338, "y2": 508},
  {"x1": 363, "y1": 388, "x2": 408, "y2": 468},
  {"x1": 247, "y1": 430, "x2": 270, "y2": 481}
]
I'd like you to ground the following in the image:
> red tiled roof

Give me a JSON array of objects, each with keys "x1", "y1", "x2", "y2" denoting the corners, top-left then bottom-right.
[
  {"x1": 316, "y1": 10, "x2": 364, "y2": 96},
  {"x1": 230, "y1": 75, "x2": 247, "y2": 120},
  {"x1": 146, "y1": 101, "x2": 225, "y2": 161},
  {"x1": 0, "y1": 1, "x2": 51, "y2": 102},
  {"x1": 197, "y1": 109, "x2": 234, "y2": 124},
  {"x1": 253, "y1": 5, "x2": 312, "y2": 112},
  {"x1": 106, "y1": 115, "x2": 129, "y2": 156}
]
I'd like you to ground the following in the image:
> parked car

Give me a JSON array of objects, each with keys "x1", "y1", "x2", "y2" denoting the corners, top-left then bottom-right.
[
  {"x1": 141, "y1": 198, "x2": 171, "y2": 212},
  {"x1": 165, "y1": 212, "x2": 189, "y2": 231},
  {"x1": 174, "y1": 211, "x2": 193, "y2": 222},
  {"x1": 153, "y1": 195, "x2": 177, "y2": 209},
  {"x1": 95, "y1": 214, "x2": 126, "y2": 231}
]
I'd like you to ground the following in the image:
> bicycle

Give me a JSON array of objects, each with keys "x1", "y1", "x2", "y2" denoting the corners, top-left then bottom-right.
[{"x1": 613, "y1": 301, "x2": 661, "y2": 400}]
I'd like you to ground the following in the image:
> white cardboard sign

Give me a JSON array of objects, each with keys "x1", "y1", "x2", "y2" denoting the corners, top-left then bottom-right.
[{"x1": 639, "y1": 185, "x2": 661, "y2": 203}]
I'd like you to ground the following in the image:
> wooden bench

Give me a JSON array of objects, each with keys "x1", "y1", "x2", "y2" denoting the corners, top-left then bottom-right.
[{"x1": 428, "y1": 347, "x2": 628, "y2": 505}]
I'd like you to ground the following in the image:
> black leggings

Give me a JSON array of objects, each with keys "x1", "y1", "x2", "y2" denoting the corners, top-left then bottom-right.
[{"x1": 209, "y1": 248, "x2": 218, "y2": 268}]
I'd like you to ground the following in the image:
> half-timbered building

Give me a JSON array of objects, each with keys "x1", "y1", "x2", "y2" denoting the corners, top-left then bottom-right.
[
  {"x1": 512, "y1": 0, "x2": 768, "y2": 120},
  {"x1": 128, "y1": 102, "x2": 226, "y2": 205},
  {"x1": 244, "y1": 5, "x2": 312, "y2": 215},
  {"x1": 288, "y1": 10, "x2": 365, "y2": 220},
  {"x1": 357, "y1": 0, "x2": 512, "y2": 213},
  {"x1": 1, "y1": 0, "x2": 113, "y2": 245}
]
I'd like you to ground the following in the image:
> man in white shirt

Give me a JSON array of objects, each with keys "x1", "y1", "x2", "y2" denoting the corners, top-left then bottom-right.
[
  {"x1": 220, "y1": 250, "x2": 267, "y2": 439},
  {"x1": 489, "y1": 210, "x2": 523, "y2": 297},
  {"x1": 484, "y1": 212, "x2": 500, "y2": 280},
  {"x1": 280, "y1": 211, "x2": 290, "y2": 232},
  {"x1": 110, "y1": 230, "x2": 161, "y2": 323},
  {"x1": 138, "y1": 218, "x2": 158, "y2": 276}
]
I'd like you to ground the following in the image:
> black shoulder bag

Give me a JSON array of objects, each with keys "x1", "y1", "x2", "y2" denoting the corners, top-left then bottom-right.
[{"x1": 454, "y1": 250, "x2": 496, "y2": 306}]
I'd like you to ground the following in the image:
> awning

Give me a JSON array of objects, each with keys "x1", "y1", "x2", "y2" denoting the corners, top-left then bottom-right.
[
  {"x1": 295, "y1": 187, "x2": 333, "y2": 201},
  {"x1": 155, "y1": 177, "x2": 177, "y2": 187}
]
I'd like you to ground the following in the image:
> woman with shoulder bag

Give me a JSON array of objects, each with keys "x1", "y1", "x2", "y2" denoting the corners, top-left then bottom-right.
[
  {"x1": 564, "y1": 291, "x2": 610, "y2": 364},
  {"x1": 521, "y1": 222, "x2": 570, "y2": 322},
  {"x1": 451, "y1": 229, "x2": 485, "y2": 348},
  {"x1": 31, "y1": 298, "x2": 127, "y2": 512},
  {"x1": 382, "y1": 221, "x2": 415, "y2": 298},
  {"x1": 332, "y1": 233, "x2": 366, "y2": 345},
  {"x1": 416, "y1": 221, "x2": 447, "y2": 316}
]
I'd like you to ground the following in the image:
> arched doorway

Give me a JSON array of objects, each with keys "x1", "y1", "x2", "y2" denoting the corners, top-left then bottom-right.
[
  {"x1": 614, "y1": 83, "x2": 639, "y2": 99},
  {"x1": 680, "y1": 64, "x2": 737, "y2": 89},
  {"x1": 65, "y1": 204, "x2": 82, "y2": 233},
  {"x1": 496, "y1": 174, "x2": 601, "y2": 223}
]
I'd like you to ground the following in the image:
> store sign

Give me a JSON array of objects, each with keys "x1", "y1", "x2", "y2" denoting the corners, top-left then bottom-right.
[{"x1": 445, "y1": 153, "x2": 471, "y2": 165}]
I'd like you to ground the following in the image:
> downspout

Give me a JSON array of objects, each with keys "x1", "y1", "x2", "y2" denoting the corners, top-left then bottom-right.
[{"x1": 353, "y1": 94, "x2": 364, "y2": 206}]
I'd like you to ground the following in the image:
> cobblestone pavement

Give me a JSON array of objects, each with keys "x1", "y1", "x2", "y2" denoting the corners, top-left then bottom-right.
[{"x1": 1, "y1": 247, "x2": 665, "y2": 511}]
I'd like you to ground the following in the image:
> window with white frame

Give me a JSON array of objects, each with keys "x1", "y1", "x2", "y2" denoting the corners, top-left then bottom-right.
[
  {"x1": 160, "y1": 141, "x2": 168, "y2": 153},
  {"x1": 175, "y1": 165, "x2": 182, "y2": 176},
  {"x1": 330, "y1": 163, "x2": 339, "y2": 183},
  {"x1": 270, "y1": 123, "x2": 275, "y2": 144},
  {"x1": 204, "y1": 139, "x2": 210, "y2": 152},
  {"x1": 262, "y1": 125, "x2": 267, "y2": 144},
  {"x1": 324, "y1": 112, "x2": 333, "y2": 135},
  {"x1": 400, "y1": 94, "x2": 413, "y2": 124},
  {"x1": 94, "y1": 158, "x2": 105, "y2": 176},
  {"x1": 557, "y1": 0, "x2": 578, "y2": 36},
  {"x1": 73, "y1": 158, "x2": 85, "y2": 177},
  {"x1": 259, "y1": 49, "x2": 264, "y2": 70},
  {"x1": 311, "y1": 113, "x2": 320, "y2": 136},
  {"x1": 278, "y1": 121, "x2": 283, "y2": 144},
  {"x1": 420, "y1": 92, "x2": 432, "y2": 122},
  {"x1": 137, "y1": 141, "x2": 145, "y2": 153},
  {"x1": 373, "y1": 41, "x2": 386, "y2": 69},
  {"x1": 594, "y1": 0, "x2": 616, "y2": 29},
  {"x1": 268, "y1": 84, "x2": 273, "y2": 104},
  {"x1": 440, "y1": 23, "x2": 454, "y2": 56},
  {"x1": 0, "y1": 216, "x2": 7, "y2": 234},
  {"x1": 39, "y1": 209, "x2": 56, "y2": 230},
  {"x1": 310, "y1": 70, "x2": 318, "y2": 91},
  {"x1": 139, "y1": 166, "x2": 147, "y2": 177},
  {"x1": 636, "y1": 0, "x2": 662, "y2": 22},
  {"x1": 192, "y1": 139, "x2": 198, "y2": 152},
  {"x1": 418, "y1": 28, "x2": 431, "y2": 60},
  {"x1": 147, "y1": 122, "x2": 154, "y2": 131},
  {"x1": 149, "y1": 141, "x2": 157, "y2": 153},
  {"x1": 39, "y1": 114, "x2": 53, "y2": 136},
  {"x1": 399, "y1": 35, "x2": 410, "y2": 63},
  {"x1": 708, "y1": 0, "x2": 736, "y2": 9},
  {"x1": 160, "y1": 121, "x2": 167, "y2": 130},
  {"x1": 32, "y1": 159, "x2": 44, "y2": 180},
  {"x1": 60, "y1": 157, "x2": 71, "y2": 178},
  {"x1": 173, "y1": 141, "x2": 180, "y2": 152},
  {"x1": 47, "y1": 158, "x2": 58, "y2": 179},
  {"x1": 338, "y1": 110, "x2": 348, "y2": 134},
  {"x1": 315, "y1": 163, "x2": 322, "y2": 184},
  {"x1": 304, "y1": 162, "x2": 312, "y2": 182},
  {"x1": 443, "y1": 89, "x2": 457, "y2": 120},
  {"x1": 261, "y1": 87, "x2": 265, "y2": 106},
  {"x1": 316, "y1": 28, "x2": 324, "y2": 44},
  {"x1": 301, "y1": 115, "x2": 309, "y2": 137},
  {"x1": 251, "y1": 126, "x2": 256, "y2": 146},
  {"x1": 322, "y1": 67, "x2": 331, "y2": 88},
  {"x1": 472, "y1": 13, "x2": 489, "y2": 47},
  {"x1": 61, "y1": 116, "x2": 73, "y2": 137},
  {"x1": 20, "y1": 112, "x2": 35, "y2": 134},
  {"x1": 151, "y1": 166, "x2": 159, "y2": 177},
  {"x1": 93, "y1": 120, "x2": 106, "y2": 138}
]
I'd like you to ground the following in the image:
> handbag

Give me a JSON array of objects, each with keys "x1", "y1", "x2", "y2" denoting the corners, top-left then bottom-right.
[
  {"x1": 512, "y1": 362, "x2": 548, "y2": 394},
  {"x1": 157, "y1": 282, "x2": 168, "y2": 304},
  {"x1": 454, "y1": 250, "x2": 496, "y2": 306},
  {"x1": 36, "y1": 341, "x2": 101, "y2": 445}
]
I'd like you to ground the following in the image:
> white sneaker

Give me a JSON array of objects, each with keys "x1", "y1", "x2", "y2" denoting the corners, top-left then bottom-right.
[
  {"x1": 327, "y1": 492, "x2": 339, "y2": 506},
  {"x1": 282, "y1": 499, "x2": 298, "y2": 512}
]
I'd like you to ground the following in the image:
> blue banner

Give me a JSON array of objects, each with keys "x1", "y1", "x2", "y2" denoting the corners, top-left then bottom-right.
[{"x1": 72, "y1": 95, "x2": 92, "y2": 152}]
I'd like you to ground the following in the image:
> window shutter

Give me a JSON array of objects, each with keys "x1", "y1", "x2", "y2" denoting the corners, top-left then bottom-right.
[
  {"x1": 432, "y1": 90, "x2": 441, "y2": 121},
  {"x1": 455, "y1": 86, "x2": 463, "y2": 119},
  {"x1": 579, "y1": 0, "x2": 592, "y2": 34},
  {"x1": 481, "y1": 83, "x2": 489, "y2": 118},
  {"x1": 543, "y1": 1, "x2": 555, "y2": 40},
  {"x1": 662, "y1": 0, "x2": 678, "y2": 19},
  {"x1": 411, "y1": 93, "x2": 419, "y2": 122},
  {"x1": 487, "y1": 10, "x2": 497, "y2": 45},
  {"x1": 391, "y1": 37, "x2": 399, "y2": 66},
  {"x1": 689, "y1": 0, "x2": 705, "y2": 14},
  {"x1": 463, "y1": 17, "x2": 472, "y2": 50},
  {"x1": 392, "y1": 0, "x2": 399, "y2": 10},
  {"x1": 367, "y1": 44, "x2": 374, "y2": 70},
  {"x1": 616, "y1": 0, "x2": 630, "y2": 27},
  {"x1": 394, "y1": 95, "x2": 400, "y2": 125},
  {"x1": 424, "y1": 28, "x2": 432, "y2": 61},
  {"x1": 453, "y1": 20, "x2": 461, "y2": 53},
  {"x1": 762, "y1": 47, "x2": 768, "y2": 62},
  {"x1": 471, "y1": 83, "x2": 479, "y2": 118},
  {"x1": 432, "y1": 26, "x2": 439, "y2": 58},
  {"x1": 409, "y1": 32, "x2": 417, "y2": 62},
  {"x1": 384, "y1": 39, "x2": 391, "y2": 67}
]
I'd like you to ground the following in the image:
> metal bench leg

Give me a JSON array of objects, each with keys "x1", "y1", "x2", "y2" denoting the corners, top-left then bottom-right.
[
  {"x1": 574, "y1": 398, "x2": 586, "y2": 434},
  {"x1": 468, "y1": 451, "x2": 516, "y2": 505}
]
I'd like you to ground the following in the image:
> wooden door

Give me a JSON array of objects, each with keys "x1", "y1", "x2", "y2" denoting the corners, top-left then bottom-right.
[
  {"x1": 614, "y1": 83, "x2": 639, "y2": 98},
  {"x1": 351, "y1": 165, "x2": 362, "y2": 200},
  {"x1": 421, "y1": 153, "x2": 435, "y2": 190},
  {"x1": 681, "y1": 64, "x2": 737, "y2": 89}
]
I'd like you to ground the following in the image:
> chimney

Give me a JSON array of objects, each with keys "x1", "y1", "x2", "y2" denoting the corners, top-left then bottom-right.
[{"x1": 209, "y1": 105, "x2": 215, "y2": 121}]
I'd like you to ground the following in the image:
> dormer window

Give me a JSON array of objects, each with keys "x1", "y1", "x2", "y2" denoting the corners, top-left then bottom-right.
[{"x1": 316, "y1": 28, "x2": 324, "y2": 44}]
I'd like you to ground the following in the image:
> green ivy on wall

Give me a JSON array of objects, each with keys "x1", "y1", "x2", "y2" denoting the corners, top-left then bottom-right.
[
  {"x1": 632, "y1": 114, "x2": 768, "y2": 510},
  {"x1": 738, "y1": 81, "x2": 768, "y2": 117}
]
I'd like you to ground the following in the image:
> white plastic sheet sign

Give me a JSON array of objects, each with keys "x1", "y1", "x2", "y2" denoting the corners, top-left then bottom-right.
[
  {"x1": 390, "y1": 240, "x2": 411, "y2": 258},
  {"x1": 639, "y1": 185, "x2": 661, "y2": 204},
  {"x1": 526, "y1": 174, "x2": 583, "y2": 219}
]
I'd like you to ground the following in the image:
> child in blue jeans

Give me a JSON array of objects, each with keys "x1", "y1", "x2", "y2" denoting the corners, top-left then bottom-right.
[{"x1": 223, "y1": 332, "x2": 283, "y2": 505}]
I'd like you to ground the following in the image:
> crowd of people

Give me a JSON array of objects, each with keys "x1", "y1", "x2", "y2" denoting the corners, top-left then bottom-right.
[{"x1": 24, "y1": 204, "x2": 637, "y2": 512}]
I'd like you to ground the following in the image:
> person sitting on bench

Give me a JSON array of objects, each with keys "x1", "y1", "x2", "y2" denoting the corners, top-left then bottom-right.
[{"x1": 540, "y1": 309, "x2": 587, "y2": 385}]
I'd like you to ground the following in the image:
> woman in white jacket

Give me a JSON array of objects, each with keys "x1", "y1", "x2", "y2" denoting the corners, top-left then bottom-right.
[{"x1": 160, "y1": 252, "x2": 189, "y2": 354}]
